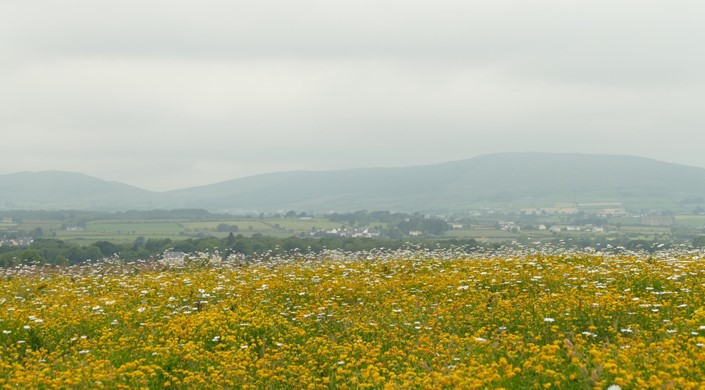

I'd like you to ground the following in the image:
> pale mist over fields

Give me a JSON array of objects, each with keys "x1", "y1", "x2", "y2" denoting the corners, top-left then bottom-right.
[{"x1": 1, "y1": 0, "x2": 704, "y2": 191}]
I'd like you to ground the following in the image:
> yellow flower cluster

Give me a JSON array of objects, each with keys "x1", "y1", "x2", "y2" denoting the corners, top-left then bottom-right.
[{"x1": 1, "y1": 252, "x2": 705, "y2": 388}]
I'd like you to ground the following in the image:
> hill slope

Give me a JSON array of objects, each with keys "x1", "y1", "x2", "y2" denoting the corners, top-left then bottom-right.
[
  {"x1": 167, "y1": 153, "x2": 705, "y2": 212},
  {"x1": 0, "y1": 171, "x2": 159, "y2": 211},
  {"x1": 3, "y1": 153, "x2": 705, "y2": 212}
]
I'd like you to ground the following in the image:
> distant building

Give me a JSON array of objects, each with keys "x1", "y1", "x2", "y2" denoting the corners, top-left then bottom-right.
[
  {"x1": 499, "y1": 221, "x2": 520, "y2": 232},
  {"x1": 520, "y1": 207, "x2": 578, "y2": 215},
  {"x1": 0, "y1": 237, "x2": 33, "y2": 247},
  {"x1": 598, "y1": 208, "x2": 628, "y2": 217}
]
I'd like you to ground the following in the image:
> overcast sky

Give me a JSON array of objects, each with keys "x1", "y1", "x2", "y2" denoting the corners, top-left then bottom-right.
[{"x1": 2, "y1": 0, "x2": 704, "y2": 191}]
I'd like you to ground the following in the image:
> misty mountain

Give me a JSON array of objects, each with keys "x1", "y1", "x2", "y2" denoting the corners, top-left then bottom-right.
[
  {"x1": 0, "y1": 171, "x2": 159, "y2": 211},
  {"x1": 3, "y1": 153, "x2": 705, "y2": 212},
  {"x1": 168, "y1": 153, "x2": 705, "y2": 212}
]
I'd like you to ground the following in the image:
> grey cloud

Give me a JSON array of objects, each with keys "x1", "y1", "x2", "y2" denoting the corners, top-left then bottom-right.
[{"x1": 1, "y1": 0, "x2": 705, "y2": 190}]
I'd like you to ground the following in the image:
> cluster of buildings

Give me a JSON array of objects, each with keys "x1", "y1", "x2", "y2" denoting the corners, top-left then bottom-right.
[
  {"x1": 310, "y1": 228, "x2": 381, "y2": 238},
  {"x1": 0, "y1": 218, "x2": 34, "y2": 246},
  {"x1": 520, "y1": 205, "x2": 629, "y2": 217},
  {"x1": 536, "y1": 225, "x2": 606, "y2": 233},
  {"x1": 0, "y1": 237, "x2": 33, "y2": 247}
]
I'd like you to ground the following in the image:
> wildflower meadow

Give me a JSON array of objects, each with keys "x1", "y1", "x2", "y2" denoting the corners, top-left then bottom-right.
[{"x1": 2, "y1": 247, "x2": 705, "y2": 388}]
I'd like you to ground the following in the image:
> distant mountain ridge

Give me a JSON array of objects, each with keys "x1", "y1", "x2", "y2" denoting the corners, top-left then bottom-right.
[
  {"x1": 2, "y1": 153, "x2": 705, "y2": 212},
  {"x1": 0, "y1": 171, "x2": 159, "y2": 210}
]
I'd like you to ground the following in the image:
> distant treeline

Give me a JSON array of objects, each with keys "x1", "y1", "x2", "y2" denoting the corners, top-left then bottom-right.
[
  {"x1": 1, "y1": 233, "x2": 701, "y2": 268},
  {"x1": 0, "y1": 234, "x2": 481, "y2": 267},
  {"x1": 2, "y1": 208, "x2": 430, "y2": 223},
  {"x1": 0, "y1": 208, "x2": 239, "y2": 223}
]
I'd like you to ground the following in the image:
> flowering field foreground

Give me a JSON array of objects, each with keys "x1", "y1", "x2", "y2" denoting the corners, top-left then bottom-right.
[{"x1": 2, "y1": 250, "x2": 705, "y2": 389}]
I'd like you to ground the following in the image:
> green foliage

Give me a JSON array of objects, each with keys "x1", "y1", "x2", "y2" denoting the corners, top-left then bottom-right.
[
  {"x1": 0, "y1": 230, "x2": 486, "y2": 268},
  {"x1": 396, "y1": 216, "x2": 449, "y2": 236},
  {"x1": 54, "y1": 255, "x2": 69, "y2": 267},
  {"x1": 215, "y1": 223, "x2": 239, "y2": 232},
  {"x1": 0, "y1": 250, "x2": 44, "y2": 267},
  {"x1": 93, "y1": 241, "x2": 121, "y2": 257},
  {"x1": 693, "y1": 235, "x2": 705, "y2": 248}
]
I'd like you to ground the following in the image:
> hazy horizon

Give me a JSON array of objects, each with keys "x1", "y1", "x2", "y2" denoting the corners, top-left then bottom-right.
[
  {"x1": 2, "y1": 1, "x2": 704, "y2": 191},
  {"x1": 4, "y1": 151, "x2": 705, "y2": 193}
]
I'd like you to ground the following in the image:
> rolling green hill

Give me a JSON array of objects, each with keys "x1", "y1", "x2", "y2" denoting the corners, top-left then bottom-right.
[{"x1": 3, "y1": 153, "x2": 705, "y2": 212}]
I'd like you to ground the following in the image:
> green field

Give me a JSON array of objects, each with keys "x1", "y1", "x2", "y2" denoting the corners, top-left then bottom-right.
[
  {"x1": 674, "y1": 215, "x2": 705, "y2": 227},
  {"x1": 15, "y1": 220, "x2": 63, "y2": 231},
  {"x1": 36, "y1": 218, "x2": 345, "y2": 243},
  {"x1": 0, "y1": 223, "x2": 17, "y2": 231},
  {"x1": 58, "y1": 235, "x2": 189, "y2": 246},
  {"x1": 3, "y1": 211, "x2": 705, "y2": 246},
  {"x1": 445, "y1": 228, "x2": 522, "y2": 242},
  {"x1": 85, "y1": 221, "x2": 184, "y2": 234},
  {"x1": 264, "y1": 218, "x2": 342, "y2": 230},
  {"x1": 181, "y1": 220, "x2": 274, "y2": 233}
]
